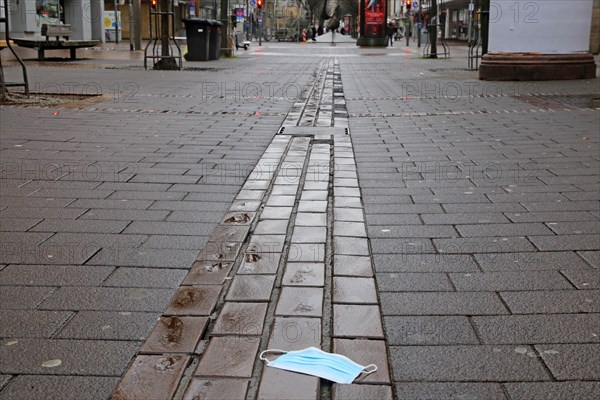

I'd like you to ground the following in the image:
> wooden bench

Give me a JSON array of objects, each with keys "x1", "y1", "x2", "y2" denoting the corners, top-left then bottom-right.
[
  {"x1": 13, "y1": 25, "x2": 100, "y2": 61},
  {"x1": 42, "y1": 23, "x2": 72, "y2": 41}
]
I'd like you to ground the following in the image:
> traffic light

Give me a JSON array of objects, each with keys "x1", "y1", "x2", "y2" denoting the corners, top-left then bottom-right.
[
  {"x1": 406, "y1": 0, "x2": 411, "y2": 8},
  {"x1": 257, "y1": 0, "x2": 263, "y2": 9},
  {"x1": 151, "y1": 0, "x2": 157, "y2": 9}
]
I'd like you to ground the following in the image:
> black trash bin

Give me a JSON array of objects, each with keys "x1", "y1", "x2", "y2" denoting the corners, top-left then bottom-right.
[
  {"x1": 208, "y1": 20, "x2": 223, "y2": 60},
  {"x1": 182, "y1": 19, "x2": 211, "y2": 61}
]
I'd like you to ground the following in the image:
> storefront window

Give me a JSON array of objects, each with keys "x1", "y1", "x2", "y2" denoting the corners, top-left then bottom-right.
[{"x1": 36, "y1": 0, "x2": 63, "y2": 25}]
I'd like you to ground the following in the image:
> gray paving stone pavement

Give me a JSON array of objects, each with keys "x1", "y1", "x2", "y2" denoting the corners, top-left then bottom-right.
[{"x1": 1, "y1": 39, "x2": 599, "y2": 399}]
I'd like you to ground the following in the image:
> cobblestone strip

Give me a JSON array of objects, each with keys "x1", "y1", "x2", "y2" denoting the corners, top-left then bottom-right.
[
  {"x1": 111, "y1": 136, "x2": 292, "y2": 399},
  {"x1": 111, "y1": 58, "x2": 393, "y2": 400}
]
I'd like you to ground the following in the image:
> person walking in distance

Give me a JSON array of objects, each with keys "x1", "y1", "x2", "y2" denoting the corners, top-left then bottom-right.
[{"x1": 386, "y1": 22, "x2": 396, "y2": 47}]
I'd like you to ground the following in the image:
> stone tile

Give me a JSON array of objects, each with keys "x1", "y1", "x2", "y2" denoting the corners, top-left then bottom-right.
[
  {"x1": 260, "y1": 207, "x2": 293, "y2": 220},
  {"x1": 434, "y1": 237, "x2": 535, "y2": 253},
  {"x1": 182, "y1": 261, "x2": 233, "y2": 285},
  {"x1": 389, "y1": 345, "x2": 550, "y2": 381},
  {"x1": 334, "y1": 197, "x2": 363, "y2": 208},
  {"x1": 370, "y1": 238, "x2": 436, "y2": 254},
  {"x1": 395, "y1": 383, "x2": 506, "y2": 400},
  {"x1": 298, "y1": 201, "x2": 328, "y2": 213},
  {"x1": 0, "y1": 310, "x2": 72, "y2": 338},
  {"x1": 112, "y1": 355, "x2": 190, "y2": 399},
  {"x1": 56, "y1": 311, "x2": 157, "y2": 340},
  {"x1": 124, "y1": 221, "x2": 213, "y2": 236},
  {"x1": 0, "y1": 218, "x2": 42, "y2": 232},
  {"x1": 0, "y1": 376, "x2": 119, "y2": 400},
  {"x1": 140, "y1": 316, "x2": 208, "y2": 354},
  {"x1": 333, "y1": 277, "x2": 378, "y2": 304},
  {"x1": 422, "y1": 213, "x2": 510, "y2": 225},
  {"x1": 89, "y1": 247, "x2": 199, "y2": 269},
  {"x1": 254, "y1": 220, "x2": 290, "y2": 235},
  {"x1": 334, "y1": 221, "x2": 367, "y2": 237},
  {"x1": 295, "y1": 213, "x2": 327, "y2": 227},
  {"x1": 536, "y1": 344, "x2": 600, "y2": 380},
  {"x1": 376, "y1": 273, "x2": 453, "y2": 292},
  {"x1": 287, "y1": 243, "x2": 325, "y2": 263},
  {"x1": 561, "y1": 269, "x2": 600, "y2": 289},
  {"x1": 334, "y1": 187, "x2": 361, "y2": 197},
  {"x1": 334, "y1": 237, "x2": 370, "y2": 256},
  {"x1": 226, "y1": 275, "x2": 275, "y2": 302},
  {"x1": 195, "y1": 336, "x2": 260, "y2": 378},
  {"x1": 257, "y1": 365, "x2": 320, "y2": 400},
  {"x1": 504, "y1": 382, "x2": 600, "y2": 400},
  {"x1": 105, "y1": 267, "x2": 186, "y2": 288},
  {"x1": 164, "y1": 286, "x2": 221, "y2": 316},
  {"x1": 236, "y1": 189, "x2": 266, "y2": 201},
  {"x1": 0, "y1": 339, "x2": 140, "y2": 375},
  {"x1": 271, "y1": 185, "x2": 298, "y2": 196},
  {"x1": 141, "y1": 235, "x2": 208, "y2": 250},
  {"x1": 0, "y1": 265, "x2": 114, "y2": 286},
  {"x1": 248, "y1": 235, "x2": 285, "y2": 253},
  {"x1": 449, "y1": 271, "x2": 573, "y2": 291},
  {"x1": 374, "y1": 254, "x2": 480, "y2": 273},
  {"x1": 301, "y1": 191, "x2": 327, "y2": 201},
  {"x1": 333, "y1": 305, "x2": 384, "y2": 338},
  {"x1": 380, "y1": 292, "x2": 508, "y2": 315},
  {"x1": 579, "y1": 251, "x2": 599, "y2": 267},
  {"x1": 209, "y1": 225, "x2": 251, "y2": 243},
  {"x1": 212, "y1": 302, "x2": 268, "y2": 336},
  {"x1": 238, "y1": 252, "x2": 282, "y2": 274},
  {"x1": 333, "y1": 339, "x2": 390, "y2": 384},
  {"x1": 475, "y1": 251, "x2": 590, "y2": 272},
  {"x1": 282, "y1": 263, "x2": 325, "y2": 286},
  {"x1": 368, "y1": 225, "x2": 458, "y2": 238},
  {"x1": 333, "y1": 255, "x2": 373, "y2": 277},
  {"x1": 30, "y1": 219, "x2": 129, "y2": 234},
  {"x1": 304, "y1": 181, "x2": 328, "y2": 190},
  {"x1": 333, "y1": 385, "x2": 393, "y2": 400},
  {"x1": 456, "y1": 223, "x2": 554, "y2": 237},
  {"x1": 334, "y1": 208, "x2": 364, "y2": 222},
  {"x1": 0, "y1": 287, "x2": 52, "y2": 310},
  {"x1": 268, "y1": 317, "x2": 322, "y2": 350},
  {"x1": 500, "y1": 290, "x2": 600, "y2": 314},
  {"x1": 529, "y1": 234, "x2": 600, "y2": 251},
  {"x1": 229, "y1": 200, "x2": 261, "y2": 212},
  {"x1": 385, "y1": 316, "x2": 479, "y2": 345},
  {"x1": 183, "y1": 379, "x2": 249, "y2": 400},
  {"x1": 292, "y1": 227, "x2": 327, "y2": 244},
  {"x1": 266, "y1": 195, "x2": 296, "y2": 207},
  {"x1": 276, "y1": 287, "x2": 323, "y2": 317},
  {"x1": 472, "y1": 314, "x2": 600, "y2": 344},
  {"x1": 197, "y1": 242, "x2": 242, "y2": 263}
]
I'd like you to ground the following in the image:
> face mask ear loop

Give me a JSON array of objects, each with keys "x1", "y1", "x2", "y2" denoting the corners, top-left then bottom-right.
[
  {"x1": 363, "y1": 364, "x2": 378, "y2": 375},
  {"x1": 259, "y1": 349, "x2": 288, "y2": 366}
]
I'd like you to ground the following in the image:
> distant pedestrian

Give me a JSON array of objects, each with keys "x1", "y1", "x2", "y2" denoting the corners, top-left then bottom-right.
[
  {"x1": 311, "y1": 26, "x2": 317, "y2": 41},
  {"x1": 386, "y1": 22, "x2": 396, "y2": 47}
]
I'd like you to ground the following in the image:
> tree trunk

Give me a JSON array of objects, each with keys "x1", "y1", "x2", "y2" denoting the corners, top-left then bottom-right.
[{"x1": 155, "y1": 0, "x2": 178, "y2": 69}]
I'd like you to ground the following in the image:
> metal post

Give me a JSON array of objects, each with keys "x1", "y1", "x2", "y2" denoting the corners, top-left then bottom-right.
[
  {"x1": 114, "y1": 0, "x2": 120, "y2": 44},
  {"x1": 259, "y1": 12, "x2": 262, "y2": 45},
  {"x1": 417, "y1": 0, "x2": 421, "y2": 47},
  {"x1": 481, "y1": 0, "x2": 489, "y2": 55},
  {"x1": 128, "y1": 0, "x2": 134, "y2": 50}
]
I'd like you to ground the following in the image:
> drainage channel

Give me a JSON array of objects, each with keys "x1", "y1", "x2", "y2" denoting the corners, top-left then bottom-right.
[{"x1": 112, "y1": 57, "x2": 392, "y2": 400}]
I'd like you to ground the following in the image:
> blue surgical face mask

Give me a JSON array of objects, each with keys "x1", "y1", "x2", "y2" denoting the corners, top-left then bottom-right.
[{"x1": 259, "y1": 347, "x2": 377, "y2": 384}]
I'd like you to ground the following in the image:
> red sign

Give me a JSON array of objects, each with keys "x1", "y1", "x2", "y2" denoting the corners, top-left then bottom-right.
[{"x1": 362, "y1": 0, "x2": 386, "y2": 38}]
